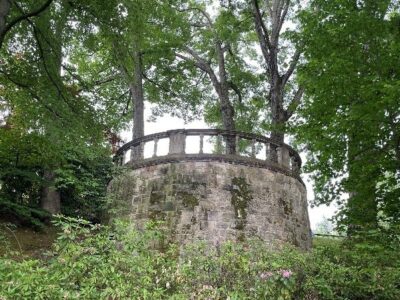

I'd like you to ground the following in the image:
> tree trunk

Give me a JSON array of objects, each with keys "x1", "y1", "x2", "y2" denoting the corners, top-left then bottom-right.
[
  {"x1": 269, "y1": 73, "x2": 285, "y2": 161},
  {"x1": 40, "y1": 170, "x2": 61, "y2": 214},
  {"x1": 130, "y1": 48, "x2": 145, "y2": 159},
  {"x1": 0, "y1": 0, "x2": 10, "y2": 36},
  {"x1": 215, "y1": 41, "x2": 235, "y2": 154},
  {"x1": 36, "y1": 3, "x2": 67, "y2": 214},
  {"x1": 251, "y1": 0, "x2": 303, "y2": 153}
]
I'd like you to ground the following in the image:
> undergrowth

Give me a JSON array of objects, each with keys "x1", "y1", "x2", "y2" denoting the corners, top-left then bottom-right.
[{"x1": 0, "y1": 216, "x2": 399, "y2": 300}]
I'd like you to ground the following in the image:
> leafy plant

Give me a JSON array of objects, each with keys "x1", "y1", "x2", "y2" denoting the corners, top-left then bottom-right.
[{"x1": 1, "y1": 216, "x2": 398, "y2": 299}]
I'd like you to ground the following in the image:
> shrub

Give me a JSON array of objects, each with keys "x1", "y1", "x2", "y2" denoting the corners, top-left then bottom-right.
[
  {"x1": 0, "y1": 217, "x2": 399, "y2": 299},
  {"x1": 0, "y1": 197, "x2": 51, "y2": 230}
]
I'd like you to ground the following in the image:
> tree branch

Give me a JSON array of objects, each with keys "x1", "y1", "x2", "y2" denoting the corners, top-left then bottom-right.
[
  {"x1": 277, "y1": 0, "x2": 290, "y2": 37},
  {"x1": 142, "y1": 71, "x2": 180, "y2": 99},
  {"x1": 228, "y1": 81, "x2": 242, "y2": 103},
  {"x1": 265, "y1": 0, "x2": 274, "y2": 16},
  {"x1": 177, "y1": 7, "x2": 213, "y2": 27},
  {"x1": 176, "y1": 48, "x2": 214, "y2": 76},
  {"x1": 282, "y1": 47, "x2": 302, "y2": 86},
  {"x1": 251, "y1": 0, "x2": 271, "y2": 73},
  {"x1": 284, "y1": 86, "x2": 304, "y2": 121},
  {"x1": 175, "y1": 52, "x2": 209, "y2": 74},
  {"x1": 0, "y1": 69, "x2": 63, "y2": 119},
  {"x1": 189, "y1": 22, "x2": 208, "y2": 28},
  {"x1": 0, "y1": 0, "x2": 53, "y2": 48}
]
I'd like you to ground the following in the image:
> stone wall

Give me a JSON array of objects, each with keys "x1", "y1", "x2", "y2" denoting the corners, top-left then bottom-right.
[{"x1": 108, "y1": 161, "x2": 311, "y2": 250}]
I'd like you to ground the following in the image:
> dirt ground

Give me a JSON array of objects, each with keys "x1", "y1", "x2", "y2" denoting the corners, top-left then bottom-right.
[{"x1": 0, "y1": 221, "x2": 58, "y2": 259}]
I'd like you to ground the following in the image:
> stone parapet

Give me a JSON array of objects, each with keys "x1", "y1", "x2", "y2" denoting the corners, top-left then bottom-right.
[{"x1": 114, "y1": 129, "x2": 302, "y2": 177}]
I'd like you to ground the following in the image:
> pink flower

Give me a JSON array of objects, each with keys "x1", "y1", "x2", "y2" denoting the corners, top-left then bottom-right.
[{"x1": 281, "y1": 270, "x2": 292, "y2": 278}]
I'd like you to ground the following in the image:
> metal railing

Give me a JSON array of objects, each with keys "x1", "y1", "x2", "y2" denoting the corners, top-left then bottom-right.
[{"x1": 114, "y1": 129, "x2": 302, "y2": 175}]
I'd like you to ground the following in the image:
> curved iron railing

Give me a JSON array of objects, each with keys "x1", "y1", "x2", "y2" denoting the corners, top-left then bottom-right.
[{"x1": 114, "y1": 129, "x2": 302, "y2": 176}]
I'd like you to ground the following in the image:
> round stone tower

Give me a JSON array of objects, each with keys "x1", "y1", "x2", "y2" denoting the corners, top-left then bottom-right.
[{"x1": 109, "y1": 129, "x2": 311, "y2": 250}]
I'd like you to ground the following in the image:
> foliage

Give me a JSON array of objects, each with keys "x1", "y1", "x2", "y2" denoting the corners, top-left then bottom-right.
[
  {"x1": 295, "y1": 0, "x2": 400, "y2": 228},
  {"x1": 55, "y1": 149, "x2": 115, "y2": 222},
  {"x1": 0, "y1": 216, "x2": 399, "y2": 299},
  {"x1": 0, "y1": 128, "x2": 48, "y2": 205},
  {"x1": 314, "y1": 216, "x2": 335, "y2": 235},
  {"x1": 0, "y1": 122, "x2": 114, "y2": 223},
  {"x1": 0, "y1": 198, "x2": 50, "y2": 230},
  {"x1": 0, "y1": 0, "x2": 125, "y2": 218}
]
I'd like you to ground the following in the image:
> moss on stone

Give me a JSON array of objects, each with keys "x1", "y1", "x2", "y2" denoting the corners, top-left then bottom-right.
[
  {"x1": 279, "y1": 198, "x2": 293, "y2": 215},
  {"x1": 230, "y1": 177, "x2": 252, "y2": 230},
  {"x1": 150, "y1": 191, "x2": 165, "y2": 204},
  {"x1": 163, "y1": 202, "x2": 175, "y2": 211},
  {"x1": 237, "y1": 232, "x2": 246, "y2": 242},
  {"x1": 148, "y1": 209, "x2": 166, "y2": 221},
  {"x1": 178, "y1": 191, "x2": 199, "y2": 209}
]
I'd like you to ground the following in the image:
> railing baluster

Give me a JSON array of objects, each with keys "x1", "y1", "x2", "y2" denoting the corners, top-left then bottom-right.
[
  {"x1": 251, "y1": 139, "x2": 256, "y2": 158},
  {"x1": 153, "y1": 138, "x2": 158, "y2": 158},
  {"x1": 291, "y1": 156, "x2": 300, "y2": 174},
  {"x1": 113, "y1": 129, "x2": 301, "y2": 173},
  {"x1": 199, "y1": 134, "x2": 204, "y2": 154},
  {"x1": 265, "y1": 143, "x2": 270, "y2": 161}
]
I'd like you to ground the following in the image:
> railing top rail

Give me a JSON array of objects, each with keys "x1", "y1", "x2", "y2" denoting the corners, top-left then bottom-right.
[{"x1": 116, "y1": 128, "x2": 301, "y2": 166}]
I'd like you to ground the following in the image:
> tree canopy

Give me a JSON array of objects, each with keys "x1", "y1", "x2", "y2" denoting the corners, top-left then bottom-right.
[
  {"x1": 0, "y1": 0, "x2": 399, "y2": 236},
  {"x1": 296, "y1": 0, "x2": 400, "y2": 229}
]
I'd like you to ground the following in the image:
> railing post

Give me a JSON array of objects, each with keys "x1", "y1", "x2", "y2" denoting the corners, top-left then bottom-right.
[
  {"x1": 278, "y1": 146, "x2": 290, "y2": 169},
  {"x1": 115, "y1": 130, "x2": 302, "y2": 174},
  {"x1": 265, "y1": 143, "x2": 270, "y2": 161},
  {"x1": 153, "y1": 138, "x2": 158, "y2": 158},
  {"x1": 225, "y1": 134, "x2": 232, "y2": 155},
  {"x1": 169, "y1": 131, "x2": 186, "y2": 154},
  {"x1": 199, "y1": 134, "x2": 204, "y2": 154},
  {"x1": 291, "y1": 156, "x2": 300, "y2": 174},
  {"x1": 251, "y1": 139, "x2": 256, "y2": 158}
]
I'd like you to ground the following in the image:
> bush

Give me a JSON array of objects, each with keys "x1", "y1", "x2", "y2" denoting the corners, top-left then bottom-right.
[
  {"x1": 0, "y1": 216, "x2": 399, "y2": 299},
  {"x1": 0, "y1": 197, "x2": 51, "y2": 230}
]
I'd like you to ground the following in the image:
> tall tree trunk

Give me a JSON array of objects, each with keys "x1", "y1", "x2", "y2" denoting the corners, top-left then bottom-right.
[
  {"x1": 216, "y1": 85, "x2": 236, "y2": 154},
  {"x1": 269, "y1": 71, "x2": 286, "y2": 161},
  {"x1": 130, "y1": 48, "x2": 145, "y2": 159},
  {"x1": 40, "y1": 170, "x2": 61, "y2": 214},
  {"x1": 251, "y1": 0, "x2": 303, "y2": 154},
  {"x1": 215, "y1": 41, "x2": 235, "y2": 154},
  {"x1": 36, "y1": 4, "x2": 68, "y2": 214},
  {"x1": 270, "y1": 71, "x2": 285, "y2": 143}
]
